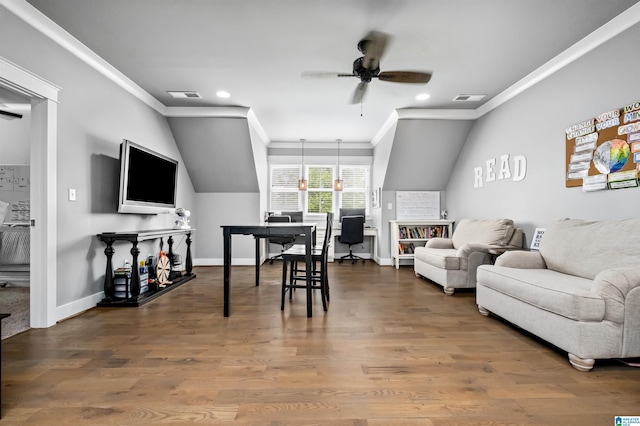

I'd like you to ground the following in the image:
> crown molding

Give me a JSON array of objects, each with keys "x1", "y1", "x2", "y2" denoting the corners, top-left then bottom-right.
[
  {"x1": 1, "y1": 0, "x2": 164, "y2": 112},
  {"x1": 475, "y1": 1, "x2": 640, "y2": 118},
  {"x1": 396, "y1": 109, "x2": 478, "y2": 120},
  {"x1": 163, "y1": 106, "x2": 250, "y2": 117},
  {"x1": 6, "y1": 0, "x2": 640, "y2": 135}
]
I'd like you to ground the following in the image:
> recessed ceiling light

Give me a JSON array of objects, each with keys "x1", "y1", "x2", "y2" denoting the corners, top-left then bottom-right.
[
  {"x1": 453, "y1": 94, "x2": 486, "y2": 102},
  {"x1": 216, "y1": 91, "x2": 231, "y2": 98},
  {"x1": 416, "y1": 93, "x2": 430, "y2": 101},
  {"x1": 167, "y1": 91, "x2": 202, "y2": 99}
]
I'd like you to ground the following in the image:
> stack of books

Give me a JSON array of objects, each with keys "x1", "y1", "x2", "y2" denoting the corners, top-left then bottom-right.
[{"x1": 113, "y1": 267, "x2": 149, "y2": 299}]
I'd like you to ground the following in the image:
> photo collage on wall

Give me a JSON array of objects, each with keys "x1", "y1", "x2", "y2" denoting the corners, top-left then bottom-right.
[{"x1": 565, "y1": 99, "x2": 640, "y2": 191}]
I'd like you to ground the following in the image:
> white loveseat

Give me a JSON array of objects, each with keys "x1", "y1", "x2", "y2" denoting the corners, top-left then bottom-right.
[
  {"x1": 414, "y1": 218, "x2": 523, "y2": 294},
  {"x1": 476, "y1": 218, "x2": 640, "y2": 371}
]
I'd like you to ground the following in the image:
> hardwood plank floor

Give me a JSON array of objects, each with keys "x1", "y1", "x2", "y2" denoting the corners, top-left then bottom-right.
[{"x1": 2, "y1": 263, "x2": 639, "y2": 425}]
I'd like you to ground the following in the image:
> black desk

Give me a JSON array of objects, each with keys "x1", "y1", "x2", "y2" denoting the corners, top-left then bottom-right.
[
  {"x1": 0, "y1": 313, "x2": 9, "y2": 419},
  {"x1": 221, "y1": 223, "x2": 316, "y2": 317}
]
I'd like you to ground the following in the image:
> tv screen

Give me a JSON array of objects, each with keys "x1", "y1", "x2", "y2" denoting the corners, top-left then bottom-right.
[{"x1": 118, "y1": 139, "x2": 178, "y2": 214}]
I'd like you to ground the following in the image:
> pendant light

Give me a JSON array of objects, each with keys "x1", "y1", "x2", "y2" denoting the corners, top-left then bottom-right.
[
  {"x1": 334, "y1": 138, "x2": 343, "y2": 191},
  {"x1": 298, "y1": 138, "x2": 308, "y2": 191}
]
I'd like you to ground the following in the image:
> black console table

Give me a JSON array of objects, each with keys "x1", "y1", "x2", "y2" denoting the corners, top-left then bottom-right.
[{"x1": 96, "y1": 228, "x2": 195, "y2": 307}]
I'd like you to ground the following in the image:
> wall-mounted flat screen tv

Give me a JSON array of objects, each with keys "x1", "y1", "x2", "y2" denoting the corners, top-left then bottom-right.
[{"x1": 118, "y1": 139, "x2": 178, "y2": 214}]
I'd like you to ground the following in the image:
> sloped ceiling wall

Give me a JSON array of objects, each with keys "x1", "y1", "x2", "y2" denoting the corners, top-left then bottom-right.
[
  {"x1": 383, "y1": 119, "x2": 474, "y2": 191},
  {"x1": 168, "y1": 117, "x2": 259, "y2": 193}
]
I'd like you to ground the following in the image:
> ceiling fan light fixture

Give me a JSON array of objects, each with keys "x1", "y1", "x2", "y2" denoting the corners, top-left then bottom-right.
[
  {"x1": 216, "y1": 90, "x2": 231, "y2": 98},
  {"x1": 0, "y1": 110, "x2": 23, "y2": 120},
  {"x1": 415, "y1": 93, "x2": 430, "y2": 101}
]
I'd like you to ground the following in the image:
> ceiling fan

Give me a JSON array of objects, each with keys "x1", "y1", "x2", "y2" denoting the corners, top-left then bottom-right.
[{"x1": 303, "y1": 31, "x2": 432, "y2": 104}]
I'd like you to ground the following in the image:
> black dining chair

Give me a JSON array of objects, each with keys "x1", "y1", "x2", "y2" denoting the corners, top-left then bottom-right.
[
  {"x1": 281, "y1": 212, "x2": 333, "y2": 311},
  {"x1": 338, "y1": 215, "x2": 365, "y2": 264},
  {"x1": 266, "y1": 215, "x2": 296, "y2": 263}
]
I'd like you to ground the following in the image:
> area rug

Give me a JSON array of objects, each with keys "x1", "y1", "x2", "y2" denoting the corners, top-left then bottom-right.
[{"x1": 0, "y1": 287, "x2": 30, "y2": 339}]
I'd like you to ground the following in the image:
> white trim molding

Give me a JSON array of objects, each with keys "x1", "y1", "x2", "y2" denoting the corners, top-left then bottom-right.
[{"x1": 5, "y1": 0, "x2": 640, "y2": 129}]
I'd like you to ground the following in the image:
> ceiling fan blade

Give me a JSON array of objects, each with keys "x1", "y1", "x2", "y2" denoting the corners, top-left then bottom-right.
[
  {"x1": 351, "y1": 82, "x2": 368, "y2": 104},
  {"x1": 377, "y1": 71, "x2": 432, "y2": 84},
  {"x1": 360, "y1": 30, "x2": 388, "y2": 71},
  {"x1": 301, "y1": 71, "x2": 355, "y2": 79}
]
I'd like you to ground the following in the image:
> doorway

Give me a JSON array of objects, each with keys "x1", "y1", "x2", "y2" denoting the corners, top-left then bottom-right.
[{"x1": 0, "y1": 56, "x2": 59, "y2": 328}]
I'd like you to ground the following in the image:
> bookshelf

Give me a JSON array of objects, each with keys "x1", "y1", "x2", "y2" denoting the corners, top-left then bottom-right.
[{"x1": 389, "y1": 220, "x2": 454, "y2": 269}]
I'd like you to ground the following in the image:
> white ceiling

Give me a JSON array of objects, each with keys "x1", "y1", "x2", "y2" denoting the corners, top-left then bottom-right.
[{"x1": 21, "y1": 0, "x2": 640, "y2": 143}]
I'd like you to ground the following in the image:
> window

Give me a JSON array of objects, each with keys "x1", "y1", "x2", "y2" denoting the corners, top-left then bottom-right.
[
  {"x1": 270, "y1": 165, "x2": 302, "y2": 211},
  {"x1": 339, "y1": 165, "x2": 370, "y2": 214},
  {"x1": 306, "y1": 166, "x2": 333, "y2": 214},
  {"x1": 270, "y1": 164, "x2": 371, "y2": 217}
]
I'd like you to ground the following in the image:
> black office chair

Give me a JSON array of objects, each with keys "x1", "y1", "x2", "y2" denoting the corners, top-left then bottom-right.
[
  {"x1": 338, "y1": 215, "x2": 365, "y2": 264},
  {"x1": 281, "y1": 212, "x2": 333, "y2": 311},
  {"x1": 266, "y1": 215, "x2": 296, "y2": 263}
]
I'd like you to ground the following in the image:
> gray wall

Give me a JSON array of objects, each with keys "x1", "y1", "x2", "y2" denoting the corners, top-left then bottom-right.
[
  {"x1": 1, "y1": 7, "x2": 196, "y2": 308},
  {"x1": 168, "y1": 117, "x2": 259, "y2": 192},
  {"x1": 194, "y1": 192, "x2": 261, "y2": 264},
  {"x1": 384, "y1": 119, "x2": 473, "y2": 191},
  {"x1": 446, "y1": 22, "x2": 640, "y2": 243},
  {"x1": 0, "y1": 111, "x2": 30, "y2": 163}
]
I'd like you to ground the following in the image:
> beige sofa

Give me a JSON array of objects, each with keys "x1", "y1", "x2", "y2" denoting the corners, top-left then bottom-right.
[
  {"x1": 477, "y1": 218, "x2": 640, "y2": 371},
  {"x1": 414, "y1": 218, "x2": 523, "y2": 295}
]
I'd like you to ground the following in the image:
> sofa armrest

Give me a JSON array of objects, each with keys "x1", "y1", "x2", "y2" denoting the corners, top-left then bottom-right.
[
  {"x1": 456, "y1": 242, "x2": 515, "y2": 259},
  {"x1": 494, "y1": 250, "x2": 546, "y2": 269},
  {"x1": 425, "y1": 238, "x2": 453, "y2": 249},
  {"x1": 592, "y1": 268, "x2": 640, "y2": 325}
]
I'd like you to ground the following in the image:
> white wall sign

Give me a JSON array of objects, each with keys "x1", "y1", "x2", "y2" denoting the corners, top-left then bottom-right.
[{"x1": 474, "y1": 154, "x2": 527, "y2": 188}]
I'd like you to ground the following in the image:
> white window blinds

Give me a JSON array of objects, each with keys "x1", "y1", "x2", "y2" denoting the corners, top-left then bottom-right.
[{"x1": 270, "y1": 165, "x2": 302, "y2": 211}]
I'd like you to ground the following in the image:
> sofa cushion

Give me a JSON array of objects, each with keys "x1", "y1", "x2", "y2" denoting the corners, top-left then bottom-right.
[
  {"x1": 414, "y1": 247, "x2": 465, "y2": 270},
  {"x1": 541, "y1": 218, "x2": 640, "y2": 280},
  {"x1": 451, "y1": 218, "x2": 515, "y2": 249},
  {"x1": 477, "y1": 266, "x2": 605, "y2": 322}
]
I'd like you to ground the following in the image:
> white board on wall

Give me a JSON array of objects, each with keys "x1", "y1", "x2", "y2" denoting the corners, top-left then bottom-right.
[
  {"x1": 0, "y1": 165, "x2": 30, "y2": 223},
  {"x1": 396, "y1": 191, "x2": 440, "y2": 220}
]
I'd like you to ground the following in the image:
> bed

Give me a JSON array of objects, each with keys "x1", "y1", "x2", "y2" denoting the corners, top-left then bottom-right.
[{"x1": 0, "y1": 225, "x2": 30, "y2": 286}]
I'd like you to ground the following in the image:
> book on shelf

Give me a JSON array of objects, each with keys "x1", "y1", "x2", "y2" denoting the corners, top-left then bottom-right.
[{"x1": 398, "y1": 242, "x2": 416, "y2": 254}]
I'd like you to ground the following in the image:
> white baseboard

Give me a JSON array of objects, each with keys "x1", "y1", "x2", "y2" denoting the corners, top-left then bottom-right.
[
  {"x1": 56, "y1": 291, "x2": 104, "y2": 322},
  {"x1": 195, "y1": 257, "x2": 392, "y2": 266}
]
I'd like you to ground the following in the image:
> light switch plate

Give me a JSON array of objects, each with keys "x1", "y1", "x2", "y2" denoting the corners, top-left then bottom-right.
[
  {"x1": 68, "y1": 188, "x2": 76, "y2": 201},
  {"x1": 387, "y1": 203, "x2": 393, "y2": 210}
]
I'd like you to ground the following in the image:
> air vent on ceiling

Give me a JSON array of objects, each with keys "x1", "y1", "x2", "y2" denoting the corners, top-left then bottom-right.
[
  {"x1": 167, "y1": 91, "x2": 202, "y2": 99},
  {"x1": 453, "y1": 94, "x2": 486, "y2": 102}
]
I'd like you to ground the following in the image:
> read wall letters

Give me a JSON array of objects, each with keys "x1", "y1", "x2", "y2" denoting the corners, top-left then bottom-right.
[{"x1": 474, "y1": 154, "x2": 527, "y2": 188}]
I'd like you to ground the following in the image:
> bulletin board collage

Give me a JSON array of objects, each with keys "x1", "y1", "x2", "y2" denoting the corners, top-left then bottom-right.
[{"x1": 566, "y1": 99, "x2": 640, "y2": 191}]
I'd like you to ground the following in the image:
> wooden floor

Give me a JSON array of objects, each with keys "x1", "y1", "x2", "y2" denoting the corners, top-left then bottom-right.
[{"x1": 2, "y1": 263, "x2": 639, "y2": 425}]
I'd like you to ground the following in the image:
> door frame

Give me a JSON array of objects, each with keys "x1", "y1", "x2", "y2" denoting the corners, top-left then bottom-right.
[{"x1": 0, "y1": 57, "x2": 59, "y2": 328}]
